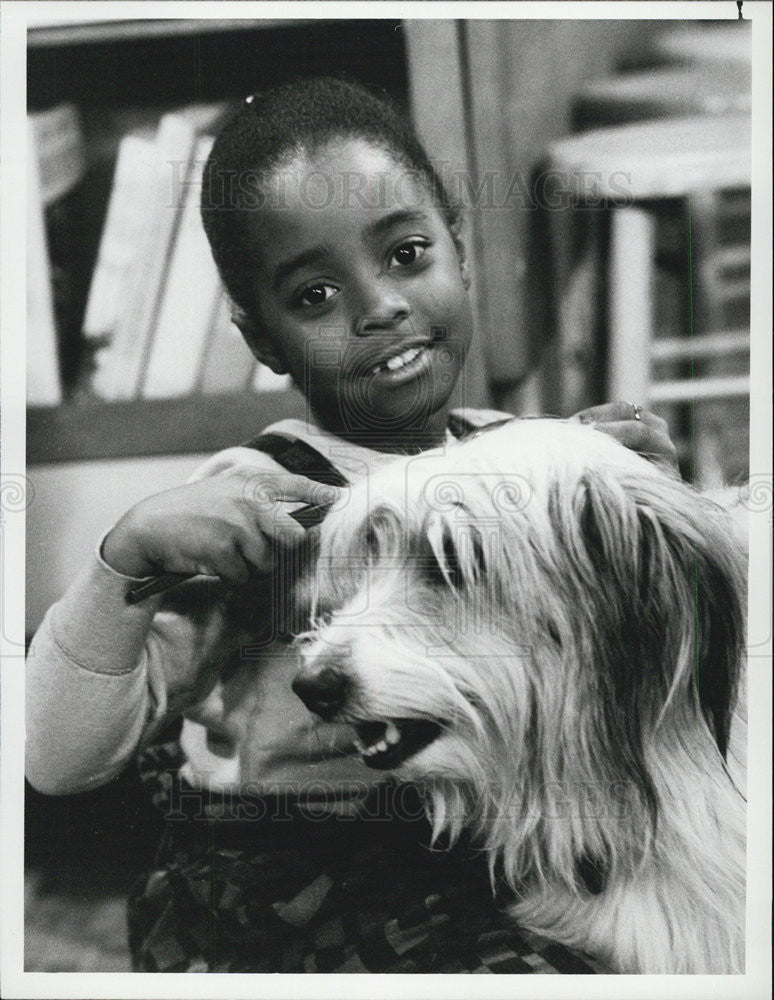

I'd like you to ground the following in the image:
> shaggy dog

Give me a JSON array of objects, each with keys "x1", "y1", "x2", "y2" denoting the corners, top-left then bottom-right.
[{"x1": 292, "y1": 418, "x2": 747, "y2": 975}]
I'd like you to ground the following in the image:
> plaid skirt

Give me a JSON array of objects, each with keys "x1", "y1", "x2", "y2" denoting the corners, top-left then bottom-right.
[{"x1": 128, "y1": 743, "x2": 605, "y2": 974}]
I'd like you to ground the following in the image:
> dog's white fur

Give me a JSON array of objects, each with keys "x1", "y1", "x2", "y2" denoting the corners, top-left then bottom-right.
[{"x1": 296, "y1": 419, "x2": 747, "y2": 974}]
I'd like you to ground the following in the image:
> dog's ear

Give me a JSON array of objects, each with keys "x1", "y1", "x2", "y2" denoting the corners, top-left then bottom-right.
[
  {"x1": 625, "y1": 486, "x2": 745, "y2": 760},
  {"x1": 662, "y1": 504, "x2": 746, "y2": 759},
  {"x1": 571, "y1": 474, "x2": 746, "y2": 760}
]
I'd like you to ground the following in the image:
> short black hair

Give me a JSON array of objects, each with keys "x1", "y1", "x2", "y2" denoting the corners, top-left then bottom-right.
[{"x1": 201, "y1": 76, "x2": 461, "y2": 316}]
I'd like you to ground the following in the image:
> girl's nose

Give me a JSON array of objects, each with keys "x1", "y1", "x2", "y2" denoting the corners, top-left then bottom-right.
[{"x1": 354, "y1": 278, "x2": 412, "y2": 335}]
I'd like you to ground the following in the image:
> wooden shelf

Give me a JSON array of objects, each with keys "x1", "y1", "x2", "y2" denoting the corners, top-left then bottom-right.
[
  {"x1": 27, "y1": 390, "x2": 308, "y2": 464},
  {"x1": 27, "y1": 18, "x2": 314, "y2": 48},
  {"x1": 27, "y1": 20, "x2": 408, "y2": 114}
]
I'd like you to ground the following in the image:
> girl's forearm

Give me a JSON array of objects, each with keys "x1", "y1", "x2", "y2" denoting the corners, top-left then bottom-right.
[{"x1": 25, "y1": 554, "x2": 163, "y2": 794}]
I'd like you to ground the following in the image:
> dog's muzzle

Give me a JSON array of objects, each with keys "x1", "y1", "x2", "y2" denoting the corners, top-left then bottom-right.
[
  {"x1": 292, "y1": 662, "x2": 444, "y2": 769},
  {"x1": 292, "y1": 666, "x2": 350, "y2": 720}
]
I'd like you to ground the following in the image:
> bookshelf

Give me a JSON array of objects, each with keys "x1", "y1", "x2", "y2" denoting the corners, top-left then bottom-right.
[
  {"x1": 26, "y1": 17, "x2": 410, "y2": 464},
  {"x1": 27, "y1": 19, "x2": 315, "y2": 48},
  {"x1": 27, "y1": 390, "x2": 308, "y2": 464}
]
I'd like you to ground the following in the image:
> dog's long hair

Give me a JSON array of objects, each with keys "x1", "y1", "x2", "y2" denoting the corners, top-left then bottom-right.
[{"x1": 300, "y1": 419, "x2": 747, "y2": 973}]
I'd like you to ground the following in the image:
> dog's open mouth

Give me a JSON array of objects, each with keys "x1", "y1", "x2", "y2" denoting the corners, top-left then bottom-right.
[{"x1": 352, "y1": 719, "x2": 442, "y2": 769}]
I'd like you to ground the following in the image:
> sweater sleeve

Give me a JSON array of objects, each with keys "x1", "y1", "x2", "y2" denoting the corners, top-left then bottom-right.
[
  {"x1": 26, "y1": 550, "x2": 163, "y2": 794},
  {"x1": 24, "y1": 542, "x2": 232, "y2": 795},
  {"x1": 25, "y1": 445, "x2": 287, "y2": 796}
]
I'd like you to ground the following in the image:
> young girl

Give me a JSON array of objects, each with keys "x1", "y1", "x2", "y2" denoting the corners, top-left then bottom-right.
[{"x1": 26, "y1": 78, "x2": 676, "y2": 973}]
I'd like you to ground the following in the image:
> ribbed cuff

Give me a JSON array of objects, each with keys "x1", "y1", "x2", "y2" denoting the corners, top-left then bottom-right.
[{"x1": 42, "y1": 537, "x2": 163, "y2": 676}]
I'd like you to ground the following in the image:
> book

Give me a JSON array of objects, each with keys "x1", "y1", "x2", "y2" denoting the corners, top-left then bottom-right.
[
  {"x1": 27, "y1": 120, "x2": 62, "y2": 406},
  {"x1": 91, "y1": 103, "x2": 228, "y2": 401},
  {"x1": 28, "y1": 103, "x2": 89, "y2": 396},
  {"x1": 142, "y1": 135, "x2": 221, "y2": 398},
  {"x1": 82, "y1": 129, "x2": 157, "y2": 351},
  {"x1": 30, "y1": 103, "x2": 85, "y2": 204},
  {"x1": 90, "y1": 113, "x2": 198, "y2": 400},
  {"x1": 199, "y1": 293, "x2": 257, "y2": 395}
]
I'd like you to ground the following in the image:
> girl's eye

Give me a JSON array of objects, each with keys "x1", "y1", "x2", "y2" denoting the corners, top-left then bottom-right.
[
  {"x1": 388, "y1": 240, "x2": 428, "y2": 269},
  {"x1": 297, "y1": 283, "x2": 338, "y2": 308}
]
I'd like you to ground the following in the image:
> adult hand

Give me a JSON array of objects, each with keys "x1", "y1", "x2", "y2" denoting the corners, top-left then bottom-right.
[{"x1": 569, "y1": 401, "x2": 679, "y2": 473}]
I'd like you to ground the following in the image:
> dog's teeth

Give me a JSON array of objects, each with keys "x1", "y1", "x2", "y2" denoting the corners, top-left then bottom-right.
[
  {"x1": 353, "y1": 736, "x2": 366, "y2": 753},
  {"x1": 375, "y1": 739, "x2": 388, "y2": 753},
  {"x1": 384, "y1": 722, "x2": 401, "y2": 745}
]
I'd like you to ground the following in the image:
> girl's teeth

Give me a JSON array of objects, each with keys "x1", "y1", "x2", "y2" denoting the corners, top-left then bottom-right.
[{"x1": 375, "y1": 345, "x2": 423, "y2": 375}]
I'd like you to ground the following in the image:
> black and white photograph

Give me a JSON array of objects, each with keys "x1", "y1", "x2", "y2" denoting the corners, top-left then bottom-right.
[{"x1": 1, "y1": 2, "x2": 771, "y2": 996}]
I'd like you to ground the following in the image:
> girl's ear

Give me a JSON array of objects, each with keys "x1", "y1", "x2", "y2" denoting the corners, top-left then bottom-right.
[
  {"x1": 231, "y1": 305, "x2": 289, "y2": 374},
  {"x1": 449, "y1": 219, "x2": 471, "y2": 290}
]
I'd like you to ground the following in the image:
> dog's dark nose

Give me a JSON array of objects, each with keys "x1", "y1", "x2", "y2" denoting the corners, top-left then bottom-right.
[{"x1": 292, "y1": 667, "x2": 349, "y2": 719}]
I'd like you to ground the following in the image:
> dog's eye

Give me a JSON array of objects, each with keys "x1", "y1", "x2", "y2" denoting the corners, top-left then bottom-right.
[
  {"x1": 312, "y1": 608, "x2": 334, "y2": 629},
  {"x1": 293, "y1": 629, "x2": 316, "y2": 650}
]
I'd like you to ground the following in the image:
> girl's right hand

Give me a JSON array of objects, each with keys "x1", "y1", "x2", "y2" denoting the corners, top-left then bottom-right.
[{"x1": 101, "y1": 469, "x2": 337, "y2": 583}]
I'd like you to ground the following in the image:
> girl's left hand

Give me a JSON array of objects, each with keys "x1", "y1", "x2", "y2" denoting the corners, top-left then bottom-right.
[{"x1": 568, "y1": 401, "x2": 679, "y2": 473}]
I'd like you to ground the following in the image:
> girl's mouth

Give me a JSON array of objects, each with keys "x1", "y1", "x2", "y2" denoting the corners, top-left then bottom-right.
[{"x1": 368, "y1": 343, "x2": 431, "y2": 381}]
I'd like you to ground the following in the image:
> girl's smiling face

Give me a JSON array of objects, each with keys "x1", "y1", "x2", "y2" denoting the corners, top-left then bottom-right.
[{"x1": 237, "y1": 139, "x2": 474, "y2": 451}]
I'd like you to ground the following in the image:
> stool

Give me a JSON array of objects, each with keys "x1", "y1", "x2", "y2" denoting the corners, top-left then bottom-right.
[
  {"x1": 542, "y1": 113, "x2": 751, "y2": 484},
  {"x1": 652, "y1": 21, "x2": 751, "y2": 69},
  {"x1": 573, "y1": 62, "x2": 751, "y2": 131}
]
